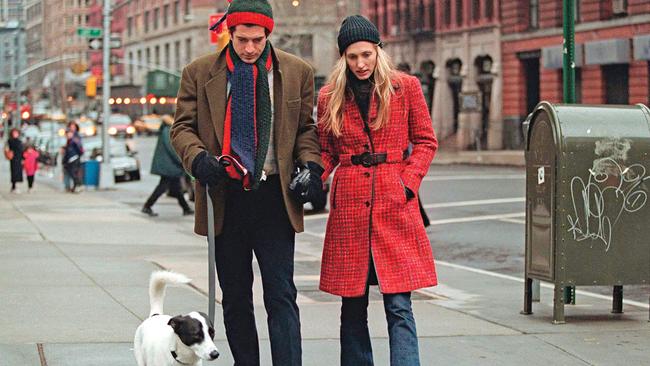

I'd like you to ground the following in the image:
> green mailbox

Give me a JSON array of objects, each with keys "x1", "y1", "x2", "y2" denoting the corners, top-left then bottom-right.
[{"x1": 522, "y1": 102, "x2": 650, "y2": 323}]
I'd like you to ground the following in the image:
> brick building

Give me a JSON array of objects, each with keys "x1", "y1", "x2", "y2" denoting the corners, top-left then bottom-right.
[
  {"x1": 501, "y1": 0, "x2": 650, "y2": 148},
  {"x1": 364, "y1": 0, "x2": 502, "y2": 150}
]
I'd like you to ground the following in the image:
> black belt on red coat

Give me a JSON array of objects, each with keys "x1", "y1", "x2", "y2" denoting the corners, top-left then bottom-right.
[{"x1": 340, "y1": 150, "x2": 408, "y2": 167}]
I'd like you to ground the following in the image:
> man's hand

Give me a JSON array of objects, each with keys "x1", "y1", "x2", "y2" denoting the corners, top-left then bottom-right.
[
  {"x1": 289, "y1": 161, "x2": 326, "y2": 205},
  {"x1": 191, "y1": 151, "x2": 229, "y2": 187}
]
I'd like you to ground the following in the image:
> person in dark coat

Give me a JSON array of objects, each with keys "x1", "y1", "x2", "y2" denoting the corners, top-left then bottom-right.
[
  {"x1": 142, "y1": 115, "x2": 193, "y2": 216},
  {"x1": 6, "y1": 128, "x2": 24, "y2": 193},
  {"x1": 62, "y1": 128, "x2": 84, "y2": 193},
  {"x1": 318, "y1": 16, "x2": 438, "y2": 366}
]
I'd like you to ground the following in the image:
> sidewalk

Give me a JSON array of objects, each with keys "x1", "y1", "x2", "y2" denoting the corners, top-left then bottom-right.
[{"x1": 1, "y1": 170, "x2": 649, "y2": 365}]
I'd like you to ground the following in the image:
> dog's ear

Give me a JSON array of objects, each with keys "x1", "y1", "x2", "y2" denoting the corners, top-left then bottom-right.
[{"x1": 168, "y1": 316, "x2": 182, "y2": 331}]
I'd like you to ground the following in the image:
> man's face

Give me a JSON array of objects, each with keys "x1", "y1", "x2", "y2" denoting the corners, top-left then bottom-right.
[
  {"x1": 230, "y1": 25, "x2": 268, "y2": 64},
  {"x1": 345, "y1": 41, "x2": 377, "y2": 80}
]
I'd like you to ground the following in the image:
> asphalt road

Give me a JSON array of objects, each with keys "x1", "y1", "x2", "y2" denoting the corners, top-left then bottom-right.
[{"x1": 107, "y1": 135, "x2": 649, "y2": 304}]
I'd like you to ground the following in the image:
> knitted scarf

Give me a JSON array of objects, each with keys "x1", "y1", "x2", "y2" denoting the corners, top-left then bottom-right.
[{"x1": 222, "y1": 41, "x2": 273, "y2": 190}]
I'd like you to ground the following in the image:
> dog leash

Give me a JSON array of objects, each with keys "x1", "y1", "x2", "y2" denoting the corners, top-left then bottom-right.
[{"x1": 206, "y1": 184, "x2": 216, "y2": 325}]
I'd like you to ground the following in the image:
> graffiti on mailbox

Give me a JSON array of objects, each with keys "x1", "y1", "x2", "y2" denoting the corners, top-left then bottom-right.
[{"x1": 567, "y1": 139, "x2": 650, "y2": 252}]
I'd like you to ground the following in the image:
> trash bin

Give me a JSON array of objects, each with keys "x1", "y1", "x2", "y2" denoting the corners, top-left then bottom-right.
[
  {"x1": 522, "y1": 101, "x2": 650, "y2": 323},
  {"x1": 83, "y1": 159, "x2": 100, "y2": 187}
]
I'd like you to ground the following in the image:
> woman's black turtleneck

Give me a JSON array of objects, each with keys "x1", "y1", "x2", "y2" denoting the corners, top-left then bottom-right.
[{"x1": 348, "y1": 71, "x2": 373, "y2": 123}]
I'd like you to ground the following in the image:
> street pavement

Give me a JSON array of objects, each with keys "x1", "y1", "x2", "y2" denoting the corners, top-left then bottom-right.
[{"x1": 1, "y1": 143, "x2": 649, "y2": 366}]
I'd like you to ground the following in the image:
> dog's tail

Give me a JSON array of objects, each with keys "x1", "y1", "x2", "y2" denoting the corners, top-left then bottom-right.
[{"x1": 148, "y1": 271, "x2": 191, "y2": 317}]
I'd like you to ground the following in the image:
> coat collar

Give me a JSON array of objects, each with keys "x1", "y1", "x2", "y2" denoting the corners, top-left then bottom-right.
[{"x1": 204, "y1": 45, "x2": 284, "y2": 150}]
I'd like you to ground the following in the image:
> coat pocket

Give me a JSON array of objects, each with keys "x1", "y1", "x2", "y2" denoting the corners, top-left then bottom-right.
[{"x1": 331, "y1": 175, "x2": 339, "y2": 209}]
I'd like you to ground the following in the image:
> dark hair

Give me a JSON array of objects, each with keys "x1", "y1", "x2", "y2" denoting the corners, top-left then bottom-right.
[
  {"x1": 229, "y1": 24, "x2": 270, "y2": 37},
  {"x1": 67, "y1": 121, "x2": 80, "y2": 132}
]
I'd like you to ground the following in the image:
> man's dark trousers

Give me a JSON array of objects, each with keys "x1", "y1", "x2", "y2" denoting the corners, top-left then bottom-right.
[{"x1": 214, "y1": 175, "x2": 301, "y2": 366}]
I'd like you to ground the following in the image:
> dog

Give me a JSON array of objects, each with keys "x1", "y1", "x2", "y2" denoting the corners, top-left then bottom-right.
[{"x1": 134, "y1": 271, "x2": 220, "y2": 365}]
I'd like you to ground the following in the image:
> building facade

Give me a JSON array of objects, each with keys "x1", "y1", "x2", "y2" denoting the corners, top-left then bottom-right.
[
  {"x1": 364, "y1": 0, "x2": 502, "y2": 150},
  {"x1": 270, "y1": 0, "x2": 360, "y2": 85},
  {"x1": 502, "y1": 0, "x2": 650, "y2": 148}
]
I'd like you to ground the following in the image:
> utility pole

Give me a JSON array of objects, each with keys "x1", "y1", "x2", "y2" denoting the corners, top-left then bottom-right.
[
  {"x1": 100, "y1": 0, "x2": 114, "y2": 188},
  {"x1": 562, "y1": 0, "x2": 576, "y2": 305}
]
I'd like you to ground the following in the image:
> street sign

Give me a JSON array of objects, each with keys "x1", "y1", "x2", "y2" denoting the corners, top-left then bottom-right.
[
  {"x1": 88, "y1": 37, "x2": 122, "y2": 50},
  {"x1": 77, "y1": 27, "x2": 102, "y2": 38}
]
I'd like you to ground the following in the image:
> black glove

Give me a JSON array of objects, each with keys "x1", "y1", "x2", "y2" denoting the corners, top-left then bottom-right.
[
  {"x1": 289, "y1": 161, "x2": 326, "y2": 205},
  {"x1": 191, "y1": 151, "x2": 229, "y2": 187}
]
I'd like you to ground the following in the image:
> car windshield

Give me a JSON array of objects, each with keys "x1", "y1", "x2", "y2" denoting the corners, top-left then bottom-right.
[
  {"x1": 83, "y1": 137, "x2": 128, "y2": 158},
  {"x1": 108, "y1": 114, "x2": 132, "y2": 125}
]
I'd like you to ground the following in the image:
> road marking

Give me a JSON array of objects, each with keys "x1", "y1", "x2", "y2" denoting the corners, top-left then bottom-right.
[
  {"x1": 305, "y1": 198, "x2": 525, "y2": 221},
  {"x1": 498, "y1": 218, "x2": 526, "y2": 225},
  {"x1": 428, "y1": 212, "x2": 525, "y2": 226},
  {"x1": 435, "y1": 260, "x2": 650, "y2": 309},
  {"x1": 422, "y1": 197, "x2": 524, "y2": 209},
  {"x1": 423, "y1": 174, "x2": 524, "y2": 181}
]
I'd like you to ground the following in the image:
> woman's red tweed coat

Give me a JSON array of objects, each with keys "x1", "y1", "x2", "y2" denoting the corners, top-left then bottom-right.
[{"x1": 318, "y1": 73, "x2": 438, "y2": 297}]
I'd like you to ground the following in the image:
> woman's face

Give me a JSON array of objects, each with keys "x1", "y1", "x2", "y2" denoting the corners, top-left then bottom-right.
[
  {"x1": 345, "y1": 41, "x2": 377, "y2": 80},
  {"x1": 10, "y1": 130, "x2": 19, "y2": 138}
]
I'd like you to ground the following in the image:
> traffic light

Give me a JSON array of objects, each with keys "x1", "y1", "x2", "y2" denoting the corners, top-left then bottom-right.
[{"x1": 86, "y1": 76, "x2": 97, "y2": 98}]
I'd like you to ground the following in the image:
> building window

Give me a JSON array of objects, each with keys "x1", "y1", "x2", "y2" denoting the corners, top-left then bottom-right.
[
  {"x1": 456, "y1": 0, "x2": 463, "y2": 26},
  {"x1": 444, "y1": 0, "x2": 451, "y2": 26},
  {"x1": 164, "y1": 43, "x2": 170, "y2": 68},
  {"x1": 155, "y1": 45, "x2": 160, "y2": 65},
  {"x1": 146, "y1": 47, "x2": 150, "y2": 66},
  {"x1": 417, "y1": 0, "x2": 425, "y2": 30},
  {"x1": 530, "y1": 0, "x2": 539, "y2": 29},
  {"x1": 175, "y1": 40, "x2": 180, "y2": 70},
  {"x1": 394, "y1": 0, "x2": 401, "y2": 34},
  {"x1": 574, "y1": 0, "x2": 580, "y2": 23},
  {"x1": 372, "y1": 1, "x2": 379, "y2": 31},
  {"x1": 128, "y1": 51, "x2": 134, "y2": 81},
  {"x1": 429, "y1": 0, "x2": 436, "y2": 30},
  {"x1": 154, "y1": 8, "x2": 159, "y2": 30},
  {"x1": 185, "y1": 38, "x2": 192, "y2": 65},
  {"x1": 137, "y1": 49, "x2": 142, "y2": 70},
  {"x1": 405, "y1": 0, "x2": 412, "y2": 31},
  {"x1": 486, "y1": 0, "x2": 493, "y2": 20},
  {"x1": 144, "y1": 11, "x2": 149, "y2": 33},
  {"x1": 163, "y1": 4, "x2": 169, "y2": 27},
  {"x1": 472, "y1": 0, "x2": 480, "y2": 22},
  {"x1": 383, "y1": 0, "x2": 388, "y2": 34},
  {"x1": 184, "y1": 0, "x2": 191, "y2": 21},
  {"x1": 174, "y1": 1, "x2": 180, "y2": 24},
  {"x1": 127, "y1": 17, "x2": 132, "y2": 37}
]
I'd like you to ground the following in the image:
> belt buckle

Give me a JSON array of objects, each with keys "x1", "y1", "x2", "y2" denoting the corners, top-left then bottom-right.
[{"x1": 359, "y1": 152, "x2": 373, "y2": 168}]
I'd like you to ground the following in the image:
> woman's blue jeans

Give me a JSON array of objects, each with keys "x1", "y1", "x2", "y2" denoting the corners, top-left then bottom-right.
[{"x1": 340, "y1": 290, "x2": 420, "y2": 366}]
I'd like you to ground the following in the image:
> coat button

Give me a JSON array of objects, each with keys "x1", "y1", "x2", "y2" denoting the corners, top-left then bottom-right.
[
  {"x1": 364, "y1": 201, "x2": 370, "y2": 207},
  {"x1": 364, "y1": 172, "x2": 370, "y2": 177}
]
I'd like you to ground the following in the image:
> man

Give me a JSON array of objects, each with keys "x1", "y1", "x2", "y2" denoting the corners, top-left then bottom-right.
[{"x1": 170, "y1": 0, "x2": 323, "y2": 365}]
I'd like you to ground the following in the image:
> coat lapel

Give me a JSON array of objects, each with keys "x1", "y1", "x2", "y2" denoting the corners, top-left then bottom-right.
[
  {"x1": 204, "y1": 51, "x2": 228, "y2": 149},
  {"x1": 273, "y1": 50, "x2": 286, "y2": 158}
]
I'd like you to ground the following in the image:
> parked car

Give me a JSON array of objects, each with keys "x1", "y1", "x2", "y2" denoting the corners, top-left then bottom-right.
[
  {"x1": 77, "y1": 117, "x2": 97, "y2": 137},
  {"x1": 82, "y1": 136, "x2": 141, "y2": 183},
  {"x1": 106, "y1": 113, "x2": 136, "y2": 138}
]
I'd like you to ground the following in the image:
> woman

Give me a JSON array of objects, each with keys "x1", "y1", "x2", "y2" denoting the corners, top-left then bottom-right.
[
  {"x1": 5, "y1": 128, "x2": 24, "y2": 193},
  {"x1": 141, "y1": 115, "x2": 193, "y2": 217},
  {"x1": 318, "y1": 16, "x2": 438, "y2": 366}
]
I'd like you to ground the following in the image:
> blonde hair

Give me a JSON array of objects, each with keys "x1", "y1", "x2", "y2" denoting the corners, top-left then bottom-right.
[{"x1": 320, "y1": 45, "x2": 396, "y2": 137}]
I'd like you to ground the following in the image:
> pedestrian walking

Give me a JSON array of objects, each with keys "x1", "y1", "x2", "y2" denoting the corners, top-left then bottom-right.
[
  {"x1": 62, "y1": 128, "x2": 83, "y2": 193},
  {"x1": 5, "y1": 128, "x2": 24, "y2": 193},
  {"x1": 317, "y1": 15, "x2": 438, "y2": 366},
  {"x1": 142, "y1": 115, "x2": 194, "y2": 217},
  {"x1": 170, "y1": 0, "x2": 323, "y2": 364},
  {"x1": 22, "y1": 143, "x2": 40, "y2": 193}
]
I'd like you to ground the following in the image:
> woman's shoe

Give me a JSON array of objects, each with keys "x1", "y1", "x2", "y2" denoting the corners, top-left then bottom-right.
[
  {"x1": 141, "y1": 206, "x2": 159, "y2": 217},
  {"x1": 183, "y1": 208, "x2": 195, "y2": 216}
]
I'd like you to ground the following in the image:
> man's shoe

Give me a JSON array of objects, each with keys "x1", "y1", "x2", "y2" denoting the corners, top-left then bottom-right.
[
  {"x1": 141, "y1": 207, "x2": 158, "y2": 217},
  {"x1": 183, "y1": 208, "x2": 195, "y2": 216}
]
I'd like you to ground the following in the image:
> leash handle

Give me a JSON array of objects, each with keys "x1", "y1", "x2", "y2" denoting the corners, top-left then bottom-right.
[{"x1": 206, "y1": 184, "x2": 216, "y2": 325}]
